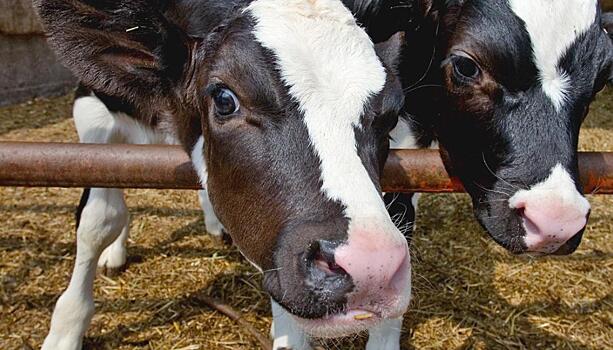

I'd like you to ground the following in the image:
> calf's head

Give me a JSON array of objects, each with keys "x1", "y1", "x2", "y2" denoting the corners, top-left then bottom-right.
[
  {"x1": 36, "y1": 0, "x2": 409, "y2": 336},
  {"x1": 437, "y1": 0, "x2": 612, "y2": 255},
  {"x1": 349, "y1": 0, "x2": 612, "y2": 256}
]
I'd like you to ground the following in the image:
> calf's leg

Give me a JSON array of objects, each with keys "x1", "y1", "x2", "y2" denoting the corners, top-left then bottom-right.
[
  {"x1": 365, "y1": 318, "x2": 403, "y2": 350},
  {"x1": 72, "y1": 91, "x2": 174, "y2": 273},
  {"x1": 43, "y1": 188, "x2": 128, "y2": 350},
  {"x1": 271, "y1": 300, "x2": 313, "y2": 350},
  {"x1": 198, "y1": 189, "x2": 225, "y2": 238},
  {"x1": 43, "y1": 92, "x2": 137, "y2": 348}
]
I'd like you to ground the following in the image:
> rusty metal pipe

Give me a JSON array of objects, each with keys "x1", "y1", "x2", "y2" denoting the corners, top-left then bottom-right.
[{"x1": 0, "y1": 142, "x2": 611, "y2": 194}]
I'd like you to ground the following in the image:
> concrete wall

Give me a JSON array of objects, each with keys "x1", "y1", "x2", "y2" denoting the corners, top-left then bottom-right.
[
  {"x1": 0, "y1": 0, "x2": 44, "y2": 35},
  {"x1": 0, "y1": 0, "x2": 75, "y2": 107},
  {"x1": 0, "y1": 36, "x2": 76, "y2": 106}
]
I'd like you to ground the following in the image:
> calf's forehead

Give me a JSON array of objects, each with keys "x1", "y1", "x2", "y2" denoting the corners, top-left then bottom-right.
[
  {"x1": 507, "y1": 0, "x2": 599, "y2": 110},
  {"x1": 246, "y1": 0, "x2": 390, "y2": 219},
  {"x1": 455, "y1": 0, "x2": 602, "y2": 110}
]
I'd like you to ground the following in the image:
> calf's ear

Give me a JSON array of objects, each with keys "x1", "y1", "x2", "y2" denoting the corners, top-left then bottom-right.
[
  {"x1": 602, "y1": 12, "x2": 613, "y2": 37},
  {"x1": 343, "y1": 0, "x2": 433, "y2": 43},
  {"x1": 375, "y1": 32, "x2": 404, "y2": 72},
  {"x1": 603, "y1": 12, "x2": 613, "y2": 84},
  {"x1": 35, "y1": 0, "x2": 192, "y2": 105}
]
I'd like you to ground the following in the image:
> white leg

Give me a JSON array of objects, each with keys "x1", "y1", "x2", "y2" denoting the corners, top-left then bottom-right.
[
  {"x1": 192, "y1": 138, "x2": 225, "y2": 239},
  {"x1": 44, "y1": 92, "x2": 142, "y2": 348},
  {"x1": 366, "y1": 318, "x2": 403, "y2": 350},
  {"x1": 43, "y1": 188, "x2": 129, "y2": 350},
  {"x1": 97, "y1": 221, "x2": 129, "y2": 275},
  {"x1": 198, "y1": 189, "x2": 224, "y2": 238},
  {"x1": 74, "y1": 93, "x2": 131, "y2": 274},
  {"x1": 271, "y1": 300, "x2": 312, "y2": 350},
  {"x1": 73, "y1": 92, "x2": 164, "y2": 274}
]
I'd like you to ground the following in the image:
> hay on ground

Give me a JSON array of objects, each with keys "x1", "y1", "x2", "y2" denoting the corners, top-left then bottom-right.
[{"x1": 0, "y1": 89, "x2": 611, "y2": 349}]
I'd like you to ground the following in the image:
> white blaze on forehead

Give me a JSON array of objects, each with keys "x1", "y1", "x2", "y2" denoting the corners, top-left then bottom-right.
[
  {"x1": 508, "y1": 0, "x2": 598, "y2": 111},
  {"x1": 247, "y1": 0, "x2": 391, "y2": 221}
]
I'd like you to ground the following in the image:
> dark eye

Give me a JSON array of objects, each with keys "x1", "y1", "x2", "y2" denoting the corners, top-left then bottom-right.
[
  {"x1": 452, "y1": 55, "x2": 481, "y2": 81},
  {"x1": 212, "y1": 87, "x2": 240, "y2": 116}
]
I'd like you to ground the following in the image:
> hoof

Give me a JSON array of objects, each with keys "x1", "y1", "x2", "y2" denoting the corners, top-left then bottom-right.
[
  {"x1": 221, "y1": 229, "x2": 233, "y2": 245},
  {"x1": 97, "y1": 243, "x2": 127, "y2": 277},
  {"x1": 97, "y1": 264, "x2": 126, "y2": 277},
  {"x1": 212, "y1": 229, "x2": 233, "y2": 246}
]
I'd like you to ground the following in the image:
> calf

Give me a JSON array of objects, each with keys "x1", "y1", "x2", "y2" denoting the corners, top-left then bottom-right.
[
  {"x1": 351, "y1": 0, "x2": 613, "y2": 256},
  {"x1": 35, "y1": 0, "x2": 411, "y2": 349}
]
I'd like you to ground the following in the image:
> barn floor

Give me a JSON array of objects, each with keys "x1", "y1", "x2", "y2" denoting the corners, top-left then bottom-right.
[{"x1": 0, "y1": 89, "x2": 611, "y2": 350}]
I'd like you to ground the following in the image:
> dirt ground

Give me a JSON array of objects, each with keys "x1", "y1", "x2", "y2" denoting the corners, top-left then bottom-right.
[{"x1": 0, "y1": 88, "x2": 611, "y2": 350}]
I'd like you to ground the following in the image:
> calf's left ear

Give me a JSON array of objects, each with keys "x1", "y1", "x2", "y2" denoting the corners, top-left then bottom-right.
[{"x1": 34, "y1": 0, "x2": 192, "y2": 109}]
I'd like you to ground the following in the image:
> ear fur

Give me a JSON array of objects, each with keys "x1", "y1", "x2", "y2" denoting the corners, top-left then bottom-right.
[
  {"x1": 34, "y1": 0, "x2": 191, "y2": 105},
  {"x1": 602, "y1": 12, "x2": 613, "y2": 84}
]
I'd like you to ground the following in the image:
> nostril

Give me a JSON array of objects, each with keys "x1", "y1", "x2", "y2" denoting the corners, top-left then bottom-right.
[
  {"x1": 309, "y1": 240, "x2": 347, "y2": 277},
  {"x1": 514, "y1": 201, "x2": 589, "y2": 254},
  {"x1": 314, "y1": 252, "x2": 346, "y2": 276},
  {"x1": 516, "y1": 208, "x2": 541, "y2": 235}
]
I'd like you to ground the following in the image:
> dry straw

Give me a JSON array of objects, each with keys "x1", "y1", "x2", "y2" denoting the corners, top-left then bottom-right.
[{"x1": 0, "y1": 89, "x2": 611, "y2": 349}]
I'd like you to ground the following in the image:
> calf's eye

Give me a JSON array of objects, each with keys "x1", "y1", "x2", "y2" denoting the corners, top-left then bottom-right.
[
  {"x1": 452, "y1": 55, "x2": 480, "y2": 81},
  {"x1": 212, "y1": 87, "x2": 240, "y2": 116}
]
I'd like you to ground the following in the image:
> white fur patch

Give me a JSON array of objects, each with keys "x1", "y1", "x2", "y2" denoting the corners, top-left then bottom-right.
[
  {"x1": 190, "y1": 136, "x2": 208, "y2": 186},
  {"x1": 508, "y1": 164, "x2": 590, "y2": 214},
  {"x1": 271, "y1": 300, "x2": 312, "y2": 350},
  {"x1": 365, "y1": 318, "x2": 403, "y2": 350},
  {"x1": 248, "y1": 0, "x2": 390, "y2": 222},
  {"x1": 73, "y1": 94, "x2": 173, "y2": 145},
  {"x1": 508, "y1": 0, "x2": 597, "y2": 111},
  {"x1": 390, "y1": 118, "x2": 419, "y2": 149},
  {"x1": 198, "y1": 190, "x2": 225, "y2": 237}
]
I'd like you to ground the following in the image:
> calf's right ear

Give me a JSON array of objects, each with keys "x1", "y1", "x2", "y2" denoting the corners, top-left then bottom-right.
[{"x1": 35, "y1": 0, "x2": 192, "y2": 106}]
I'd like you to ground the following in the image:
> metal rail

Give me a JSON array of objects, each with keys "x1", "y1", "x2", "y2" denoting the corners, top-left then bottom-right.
[{"x1": 0, "y1": 142, "x2": 611, "y2": 194}]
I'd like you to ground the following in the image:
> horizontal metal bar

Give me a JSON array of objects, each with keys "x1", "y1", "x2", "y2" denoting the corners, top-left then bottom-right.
[{"x1": 0, "y1": 142, "x2": 611, "y2": 194}]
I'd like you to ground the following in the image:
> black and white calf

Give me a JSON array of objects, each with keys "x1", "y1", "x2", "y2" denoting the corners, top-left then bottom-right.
[
  {"x1": 351, "y1": 0, "x2": 613, "y2": 255},
  {"x1": 35, "y1": 0, "x2": 411, "y2": 349}
]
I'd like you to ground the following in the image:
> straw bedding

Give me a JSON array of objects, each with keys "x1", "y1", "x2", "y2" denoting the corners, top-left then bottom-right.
[{"x1": 0, "y1": 89, "x2": 611, "y2": 349}]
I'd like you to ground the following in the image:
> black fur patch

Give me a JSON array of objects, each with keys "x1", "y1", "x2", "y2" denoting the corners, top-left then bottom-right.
[{"x1": 75, "y1": 188, "x2": 91, "y2": 230}]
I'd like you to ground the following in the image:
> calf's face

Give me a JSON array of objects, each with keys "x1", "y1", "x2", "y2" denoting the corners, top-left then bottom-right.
[
  {"x1": 437, "y1": 0, "x2": 612, "y2": 255},
  {"x1": 199, "y1": 2, "x2": 410, "y2": 334},
  {"x1": 37, "y1": 0, "x2": 410, "y2": 337}
]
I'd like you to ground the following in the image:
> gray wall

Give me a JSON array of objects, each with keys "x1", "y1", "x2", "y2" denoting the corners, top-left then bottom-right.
[
  {"x1": 0, "y1": 0, "x2": 44, "y2": 34},
  {"x1": 0, "y1": 0, "x2": 75, "y2": 107}
]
